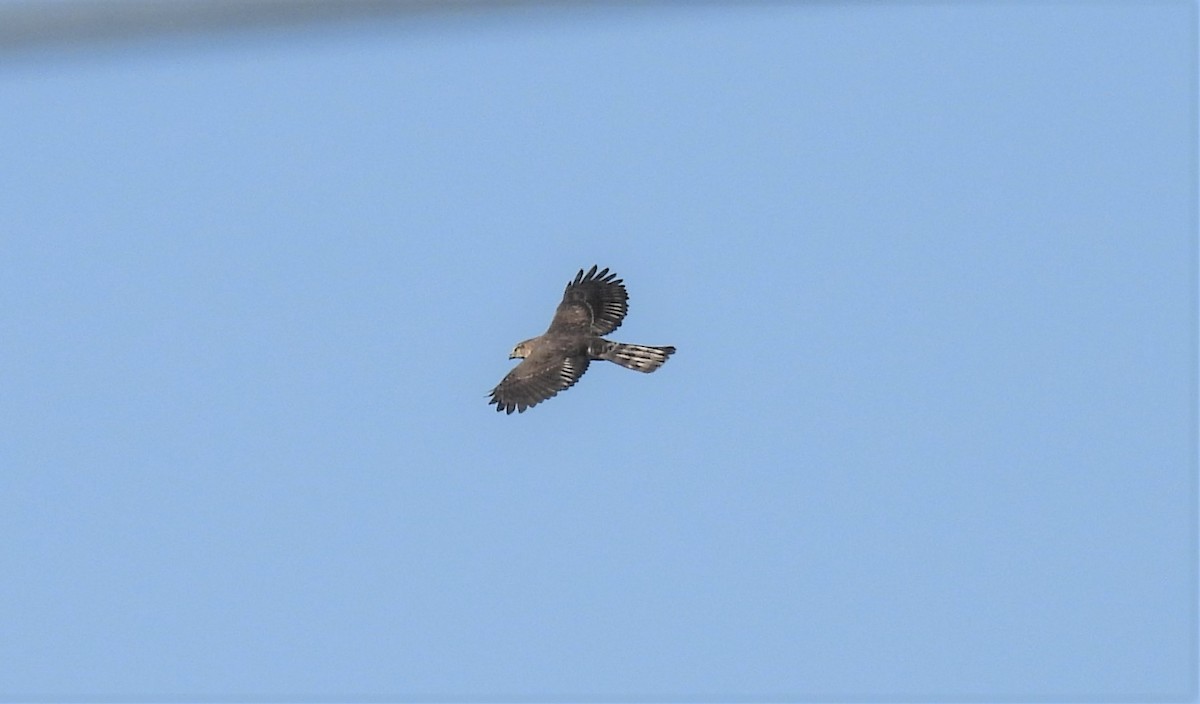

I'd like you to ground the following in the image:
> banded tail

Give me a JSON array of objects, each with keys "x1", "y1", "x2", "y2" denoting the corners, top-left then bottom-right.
[{"x1": 592, "y1": 340, "x2": 676, "y2": 373}]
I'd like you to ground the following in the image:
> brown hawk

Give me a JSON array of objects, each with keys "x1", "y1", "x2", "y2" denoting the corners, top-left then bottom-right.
[{"x1": 489, "y1": 265, "x2": 676, "y2": 414}]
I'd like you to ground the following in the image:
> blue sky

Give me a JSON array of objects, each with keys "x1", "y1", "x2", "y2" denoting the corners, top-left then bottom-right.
[{"x1": 1, "y1": 2, "x2": 1195, "y2": 700}]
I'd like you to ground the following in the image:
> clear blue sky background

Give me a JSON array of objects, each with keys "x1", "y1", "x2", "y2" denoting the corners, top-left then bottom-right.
[{"x1": 1, "y1": 3, "x2": 1195, "y2": 700}]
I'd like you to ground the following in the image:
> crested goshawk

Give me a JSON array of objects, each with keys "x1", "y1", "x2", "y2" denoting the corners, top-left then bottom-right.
[{"x1": 488, "y1": 265, "x2": 675, "y2": 414}]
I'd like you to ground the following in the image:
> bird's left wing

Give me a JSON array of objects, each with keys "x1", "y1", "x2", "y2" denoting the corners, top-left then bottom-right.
[{"x1": 547, "y1": 265, "x2": 629, "y2": 336}]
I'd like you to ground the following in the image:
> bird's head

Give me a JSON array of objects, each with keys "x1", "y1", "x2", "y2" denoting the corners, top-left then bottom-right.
[{"x1": 509, "y1": 339, "x2": 535, "y2": 360}]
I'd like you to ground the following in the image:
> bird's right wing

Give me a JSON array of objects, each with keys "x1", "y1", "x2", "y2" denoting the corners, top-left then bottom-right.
[{"x1": 488, "y1": 351, "x2": 590, "y2": 414}]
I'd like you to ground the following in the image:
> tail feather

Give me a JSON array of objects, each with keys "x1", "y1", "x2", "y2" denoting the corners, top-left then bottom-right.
[{"x1": 596, "y1": 342, "x2": 675, "y2": 373}]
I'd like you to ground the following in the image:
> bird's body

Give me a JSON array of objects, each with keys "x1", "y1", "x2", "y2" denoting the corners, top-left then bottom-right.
[{"x1": 489, "y1": 266, "x2": 675, "y2": 414}]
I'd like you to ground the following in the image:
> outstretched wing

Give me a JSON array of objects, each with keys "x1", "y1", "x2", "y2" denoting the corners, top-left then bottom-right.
[
  {"x1": 489, "y1": 350, "x2": 590, "y2": 414},
  {"x1": 546, "y1": 265, "x2": 628, "y2": 337}
]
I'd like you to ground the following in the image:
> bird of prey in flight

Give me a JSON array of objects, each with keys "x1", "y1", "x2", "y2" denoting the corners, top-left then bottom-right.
[{"x1": 489, "y1": 265, "x2": 675, "y2": 414}]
